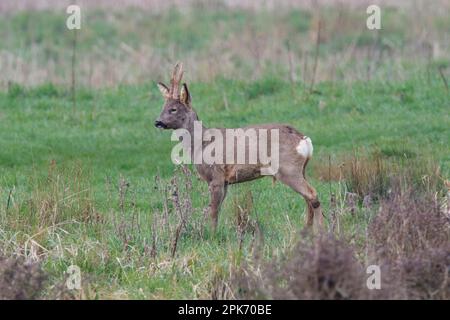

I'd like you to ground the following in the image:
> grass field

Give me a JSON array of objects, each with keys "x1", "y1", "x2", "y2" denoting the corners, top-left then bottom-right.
[{"x1": 0, "y1": 1, "x2": 449, "y2": 299}]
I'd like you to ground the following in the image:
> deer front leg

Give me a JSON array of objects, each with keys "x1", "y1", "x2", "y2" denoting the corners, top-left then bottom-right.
[{"x1": 208, "y1": 181, "x2": 227, "y2": 232}]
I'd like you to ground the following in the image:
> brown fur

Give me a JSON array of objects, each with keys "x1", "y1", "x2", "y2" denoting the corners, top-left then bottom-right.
[{"x1": 155, "y1": 63, "x2": 323, "y2": 232}]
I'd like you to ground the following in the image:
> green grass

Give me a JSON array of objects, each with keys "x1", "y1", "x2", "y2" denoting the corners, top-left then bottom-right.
[
  {"x1": 0, "y1": 73, "x2": 448, "y2": 298},
  {"x1": 3, "y1": 5, "x2": 448, "y2": 89},
  {"x1": 0, "y1": 3, "x2": 449, "y2": 299}
]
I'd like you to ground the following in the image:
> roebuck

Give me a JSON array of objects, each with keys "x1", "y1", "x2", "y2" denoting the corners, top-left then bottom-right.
[{"x1": 155, "y1": 63, "x2": 323, "y2": 231}]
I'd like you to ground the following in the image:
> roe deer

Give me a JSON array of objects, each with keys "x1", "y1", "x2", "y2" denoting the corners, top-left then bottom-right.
[{"x1": 155, "y1": 63, "x2": 323, "y2": 232}]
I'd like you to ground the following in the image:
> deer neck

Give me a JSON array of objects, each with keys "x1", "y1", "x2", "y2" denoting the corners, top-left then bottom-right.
[
  {"x1": 181, "y1": 109, "x2": 207, "y2": 162},
  {"x1": 184, "y1": 109, "x2": 203, "y2": 134}
]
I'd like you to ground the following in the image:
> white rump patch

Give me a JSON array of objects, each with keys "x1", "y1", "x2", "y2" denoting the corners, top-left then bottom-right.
[{"x1": 296, "y1": 136, "x2": 313, "y2": 158}]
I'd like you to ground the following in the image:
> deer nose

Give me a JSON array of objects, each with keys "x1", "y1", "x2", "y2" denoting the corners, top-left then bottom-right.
[{"x1": 155, "y1": 120, "x2": 167, "y2": 129}]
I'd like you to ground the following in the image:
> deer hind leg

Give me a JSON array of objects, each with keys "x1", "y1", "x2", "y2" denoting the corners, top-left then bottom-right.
[
  {"x1": 208, "y1": 181, "x2": 227, "y2": 232},
  {"x1": 277, "y1": 169, "x2": 323, "y2": 230}
]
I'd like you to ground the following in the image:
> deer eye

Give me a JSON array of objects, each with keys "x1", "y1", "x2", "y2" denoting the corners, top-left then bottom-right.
[{"x1": 169, "y1": 108, "x2": 177, "y2": 114}]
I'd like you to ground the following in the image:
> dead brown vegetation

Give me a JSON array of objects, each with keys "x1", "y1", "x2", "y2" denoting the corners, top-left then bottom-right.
[{"x1": 225, "y1": 174, "x2": 449, "y2": 300}]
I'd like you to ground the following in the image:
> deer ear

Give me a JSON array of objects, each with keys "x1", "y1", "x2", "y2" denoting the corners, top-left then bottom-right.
[
  {"x1": 157, "y1": 82, "x2": 170, "y2": 99},
  {"x1": 180, "y1": 83, "x2": 191, "y2": 106}
]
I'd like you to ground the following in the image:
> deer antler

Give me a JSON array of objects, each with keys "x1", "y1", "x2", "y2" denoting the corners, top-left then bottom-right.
[{"x1": 170, "y1": 62, "x2": 184, "y2": 99}]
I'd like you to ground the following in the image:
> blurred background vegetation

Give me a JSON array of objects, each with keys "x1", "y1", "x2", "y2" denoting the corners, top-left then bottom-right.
[
  {"x1": 0, "y1": 0, "x2": 449, "y2": 88},
  {"x1": 0, "y1": 0, "x2": 449, "y2": 299}
]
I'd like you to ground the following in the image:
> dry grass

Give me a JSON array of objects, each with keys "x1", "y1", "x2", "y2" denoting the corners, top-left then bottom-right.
[
  {"x1": 1, "y1": 1, "x2": 449, "y2": 88},
  {"x1": 228, "y1": 182, "x2": 450, "y2": 299},
  {"x1": 3, "y1": 164, "x2": 447, "y2": 299},
  {"x1": 314, "y1": 150, "x2": 443, "y2": 200},
  {"x1": 0, "y1": 255, "x2": 47, "y2": 299},
  {"x1": 0, "y1": 0, "x2": 427, "y2": 13},
  {"x1": 224, "y1": 152, "x2": 450, "y2": 300},
  {"x1": 0, "y1": 163, "x2": 101, "y2": 263},
  {"x1": 369, "y1": 188, "x2": 449, "y2": 260},
  {"x1": 232, "y1": 233, "x2": 368, "y2": 299},
  {"x1": 0, "y1": 163, "x2": 209, "y2": 298}
]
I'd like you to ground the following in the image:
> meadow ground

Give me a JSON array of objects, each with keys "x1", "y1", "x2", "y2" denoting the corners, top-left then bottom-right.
[{"x1": 0, "y1": 1, "x2": 449, "y2": 299}]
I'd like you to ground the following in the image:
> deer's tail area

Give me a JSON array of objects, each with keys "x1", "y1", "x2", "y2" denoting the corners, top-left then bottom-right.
[
  {"x1": 296, "y1": 136, "x2": 313, "y2": 178},
  {"x1": 302, "y1": 157, "x2": 310, "y2": 178}
]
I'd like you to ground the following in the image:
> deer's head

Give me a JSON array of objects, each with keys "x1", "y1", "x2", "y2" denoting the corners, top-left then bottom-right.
[{"x1": 155, "y1": 62, "x2": 194, "y2": 130}]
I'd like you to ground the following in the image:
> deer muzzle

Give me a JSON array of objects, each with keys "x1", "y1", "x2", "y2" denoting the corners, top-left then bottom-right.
[{"x1": 154, "y1": 120, "x2": 167, "y2": 129}]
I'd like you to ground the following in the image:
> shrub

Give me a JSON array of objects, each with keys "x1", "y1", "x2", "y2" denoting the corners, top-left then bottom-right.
[
  {"x1": 0, "y1": 255, "x2": 47, "y2": 300},
  {"x1": 233, "y1": 233, "x2": 368, "y2": 299},
  {"x1": 369, "y1": 188, "x2": 449, "y2": 260},
  {"x1": 230, "y1": 177, "x2": 450, "y2": 300}
]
